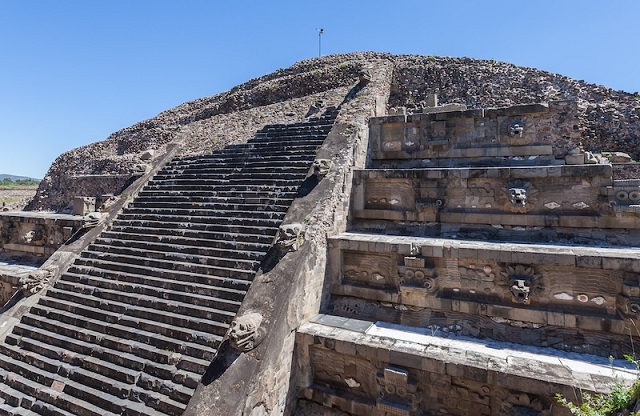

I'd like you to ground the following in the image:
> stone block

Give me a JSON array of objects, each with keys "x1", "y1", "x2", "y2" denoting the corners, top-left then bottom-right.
[
  {"x1": 73, "y1": 197, "x2": 96, "y2": 216},
  {"x1": 558, "y1": 215, "x2": 597, "y2": 228},
  {"x1": 421, "y1": 358, "x2": 445, "y2": 374},
  {"x1": 431, "y1": 244, "x2": 444, "y2": 258},
  {"x1": 445, "y1": 363, "x2": 464, "y2": 377},
  {"x1": 576, "y1": 255, "x2": 603, "y2": 269},
  {"x1": 547, "y1": 312, "x2": 565, "y2": 327},
  {"x1": 565, "y1": 153, "x2": 585, "y2": 165},
  {"x1": 485, "y1": 103, "x2": 549, "y2": 117}
]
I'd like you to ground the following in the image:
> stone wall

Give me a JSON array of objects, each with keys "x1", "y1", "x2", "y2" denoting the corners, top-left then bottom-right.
[
  {"x1": 327, "y1": 234, "x2": 640, "y2": 358},
  {"x1": 388, "y1": 55, "x2": 640, "y2": 161},
  {"x1": 0, "y1": 212, "x2": 84, "y2": 257}
]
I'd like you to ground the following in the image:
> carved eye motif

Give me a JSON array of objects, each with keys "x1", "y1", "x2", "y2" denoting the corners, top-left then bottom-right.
[
  {"x1": 509, "y1": 188, "x2": 528, "y2": 206},
  {"x1": 509, "y1": 123, "x2": 524, "y2": 137},
  {"x1": 509, "y1": 278, "x2": 531, "y2": 303}
]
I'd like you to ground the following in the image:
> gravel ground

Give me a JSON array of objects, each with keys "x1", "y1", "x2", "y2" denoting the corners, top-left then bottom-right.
[{"x1": 0, "y1": 189, "x2": 37, "y2": 211}]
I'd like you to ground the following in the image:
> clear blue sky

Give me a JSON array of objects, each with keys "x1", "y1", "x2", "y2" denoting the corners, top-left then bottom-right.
[{"x1": 1, "y1": 1, "x2": 639, "y2": 179}]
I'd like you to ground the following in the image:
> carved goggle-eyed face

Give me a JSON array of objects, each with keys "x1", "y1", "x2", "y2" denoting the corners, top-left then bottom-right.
[
  {"x1": 509, "y1": 278, "x2": 531, "y2": 303},
  {"x1": 230, "y1": 320, "x2": 253, "y2": 336},
  {"x1": 313, "y1": 159, "x2": 332, "y2": 175},
  {"x1": 509, "y1": 124, "x2": 524, "y2": 137},
  {"x1": 509, "y1": 188, "x2": 527, "y2": 205}
]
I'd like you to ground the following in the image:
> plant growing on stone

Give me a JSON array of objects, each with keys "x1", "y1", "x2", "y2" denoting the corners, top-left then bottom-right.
[{"x1": 556, "y1": 355, "x2": 640, "y2": 415}]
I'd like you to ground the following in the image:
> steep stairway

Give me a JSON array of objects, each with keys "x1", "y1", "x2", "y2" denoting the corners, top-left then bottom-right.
[{"x1": 0, "y1": 109, "x2": 337, "y2": 416}]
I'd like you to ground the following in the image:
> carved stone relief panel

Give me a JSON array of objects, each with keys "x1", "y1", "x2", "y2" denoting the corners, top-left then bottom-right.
[
  {"x1": 466, "y1": 181, "x2": 495, "y2": 209},
  {"x1": 543, "y1": 267, "x2": 619, "y2": 313},
  {"x1": 416, "y1": 179, "x2": 446, "y2": 210},
  {"x1": 310, "y1": 345, "x2": 377, "y2": 400},
  {"x1": 380, "y1": 123, "x2": 405, "y2": 152},
  {"x1": 364, "y1": 179, "x2": 416, "y2": 211},
  {"x1": 458, "y1": 263, "x2": 499, "y2": 296},
  {"x1": 608, "y1": 183, "x2": 640, "y2": 213},
  {"x1": 498, "y1": 264, "x2": 543, "y2": 305},
  {"x1": 398, "y1": 256, "x2": 437, "y2": 294},
  {"x1": 430, "y1": 121, "x2": 447, "y2": 140},
  {"x1": 497, "y1": 180, "x2": 538, "y2": 213},
  {"x1": 499, "y1": 116, "x2": 536, "y2": 145},
  {"x1": 375, "y1": 366, "x2": 420, "y2": 416},
  {"x1": 403, "y1": 124, "x2": 421, "y2": 153},
  {"x1": 343, "y1": 251, "x2": 397, "y2": 289},
  {"x1": 447, "y1": 116, "x2": 476, "y2": 144},
  {"x1": 332, "y1": 297, "x2": 379, "y2": 319}
]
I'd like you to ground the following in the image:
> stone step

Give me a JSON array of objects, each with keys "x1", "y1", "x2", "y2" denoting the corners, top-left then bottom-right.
[
  {"x1": 0, "y1": 363, "x2": 123, "y2": 416},
  {"x1": 253, "y1": 129, "x2": 331, "y2": 138},
  {"x1": 151, "y1": 171, "x2": 309, "y2": 182},
  {"x1": 21, "y1": 308, "x2": 217, "y2": 360},
  {"x1": 175, "y1": 147, "x2": 318, "y2": 157},
  {"x1": 54, "y1": 279, "x2": 239, "y2": 322},
  {"x1": 159, "y1": 159, "x2": 314, "y2": 172},
  {"x1": 115, "y1": 212, "x2": 283, "y2": 228},
  {"x1": 121, "y1": 206, "x2": 287, "y2": 221},
  {"x1": 87, "y1": 243, "x2": 260, "y2": 271},
  {"x1": 43, "y1": 287, "x2": 233, "y2": 335},
  {"x1": 157, "y1": 164, "x2": 312, "y2": 174},
  {"x1": 174, "y1": 148, "x2": 321, "y2": 165},
  {"x1": 127, "y1": 200, "x2": 293, "y2": 213},
  {"x1": 0, "y1": 381, "x2": 30, "y2": 410},
  {"x1": 109, "y1": 218, "x2": 279, "y2": 237},
  {"x1": 69, "y1": 258, "x2": 252, "y2": 293},
  {"x1": 29, "y1": 401, "x2": 77, "y2": 416},
  {"x1": 141, "y1": 183, "x2": 300, "y2": 193},
  {"x1": 0, "y1": 341, "x2": 194, "y2": 406},
  {"x1": 90, "y1": 237, "x2": 266, "y2": 262},
  {"x1": 5, "y1": 330, "x2": 201, "y2": 389},
  {"x1": 101, "y1": 228, "x2": 271, "y2": 251},
  {"x1": 64, "y1": 266, "x2": 247, "y2": 303},
  {"x1": 0, "y1": 352, "x2": 182, "y2": 416},
  {"x1": 187, "y1": 143, "x2": 322, "y2": 157},
  {"x1": 38, "y1": 292, "x2": 229, "y2": 338},
  {"x1": 132, "y1": 194, "x2": 295, "y2": 206},
  {"x1": 136, "y1": 188, "x2": 298, "y2": 199},
  {"x1": 0, "y1": 403, "x2": 40, "y2": 416},
  {"x1": 145, "y1": 177, "x2": 304, "y2": 187},
  {"x1": 79, "y1": 249, "x2": 257, "y2": 281},
  {"x1": 298, "y1": 315, "x2": 640, "y2": 416}
]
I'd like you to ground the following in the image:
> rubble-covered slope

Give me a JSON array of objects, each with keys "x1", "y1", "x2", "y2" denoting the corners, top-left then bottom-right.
[
  {"x1": 28, "y1": 52, "x2": 640, "y2": 211},
  {"x1": 389, "y1": 55, "x2": 640, "y2": 157}
]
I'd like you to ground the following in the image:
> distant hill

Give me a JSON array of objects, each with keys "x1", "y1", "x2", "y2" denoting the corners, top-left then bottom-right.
[{"x1": 0, "y1": 174, "x2": 41, "y2": 182}]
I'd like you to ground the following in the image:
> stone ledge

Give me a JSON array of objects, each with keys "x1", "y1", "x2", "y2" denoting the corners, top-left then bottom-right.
[
  {"x1": 374, "y1": 144, "x2": 554, "y2": 161},
  {"x1": 300, "y1": 316, "x2": 638, "y2": 393},
  {"x1": 355, "y1": 164, "x2": 613, "y2": 179},
  {"x1": 329, "y1": 233, "x2": 640, "y2": 271}
]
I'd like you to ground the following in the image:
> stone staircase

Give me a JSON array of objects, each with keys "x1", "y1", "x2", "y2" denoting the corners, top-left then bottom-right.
[
  {"x1": 296, "y1": 103, "x2": 640, "y2": 415},
  {"x1": 0, "y1": 109, "x2": 337, "y2": 416}
]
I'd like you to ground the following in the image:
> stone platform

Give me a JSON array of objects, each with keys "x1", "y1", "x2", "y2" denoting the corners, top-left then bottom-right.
[
  {"x1": 294, "y1": 101, "x2": 640, "y2": 415},
  {"x1": 298, "y1": 316, "x2": 637, "y2": 416}
]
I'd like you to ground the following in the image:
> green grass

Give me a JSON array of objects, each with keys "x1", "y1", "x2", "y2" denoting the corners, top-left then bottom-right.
[
  {"x1": 0, "y1": 179, "x2": 39, "y2": 190},
  {"x1": 556, "y1": 355, "x2": 640, "y2": 415}
]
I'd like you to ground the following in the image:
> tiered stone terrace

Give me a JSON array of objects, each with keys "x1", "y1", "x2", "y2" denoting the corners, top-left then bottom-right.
[
  {"x1": 0, "y1": 109, "x2": 337, "y2": 415},
  {"x1": 296, "y1": 103, "x2": 640, "y2": 415}
]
